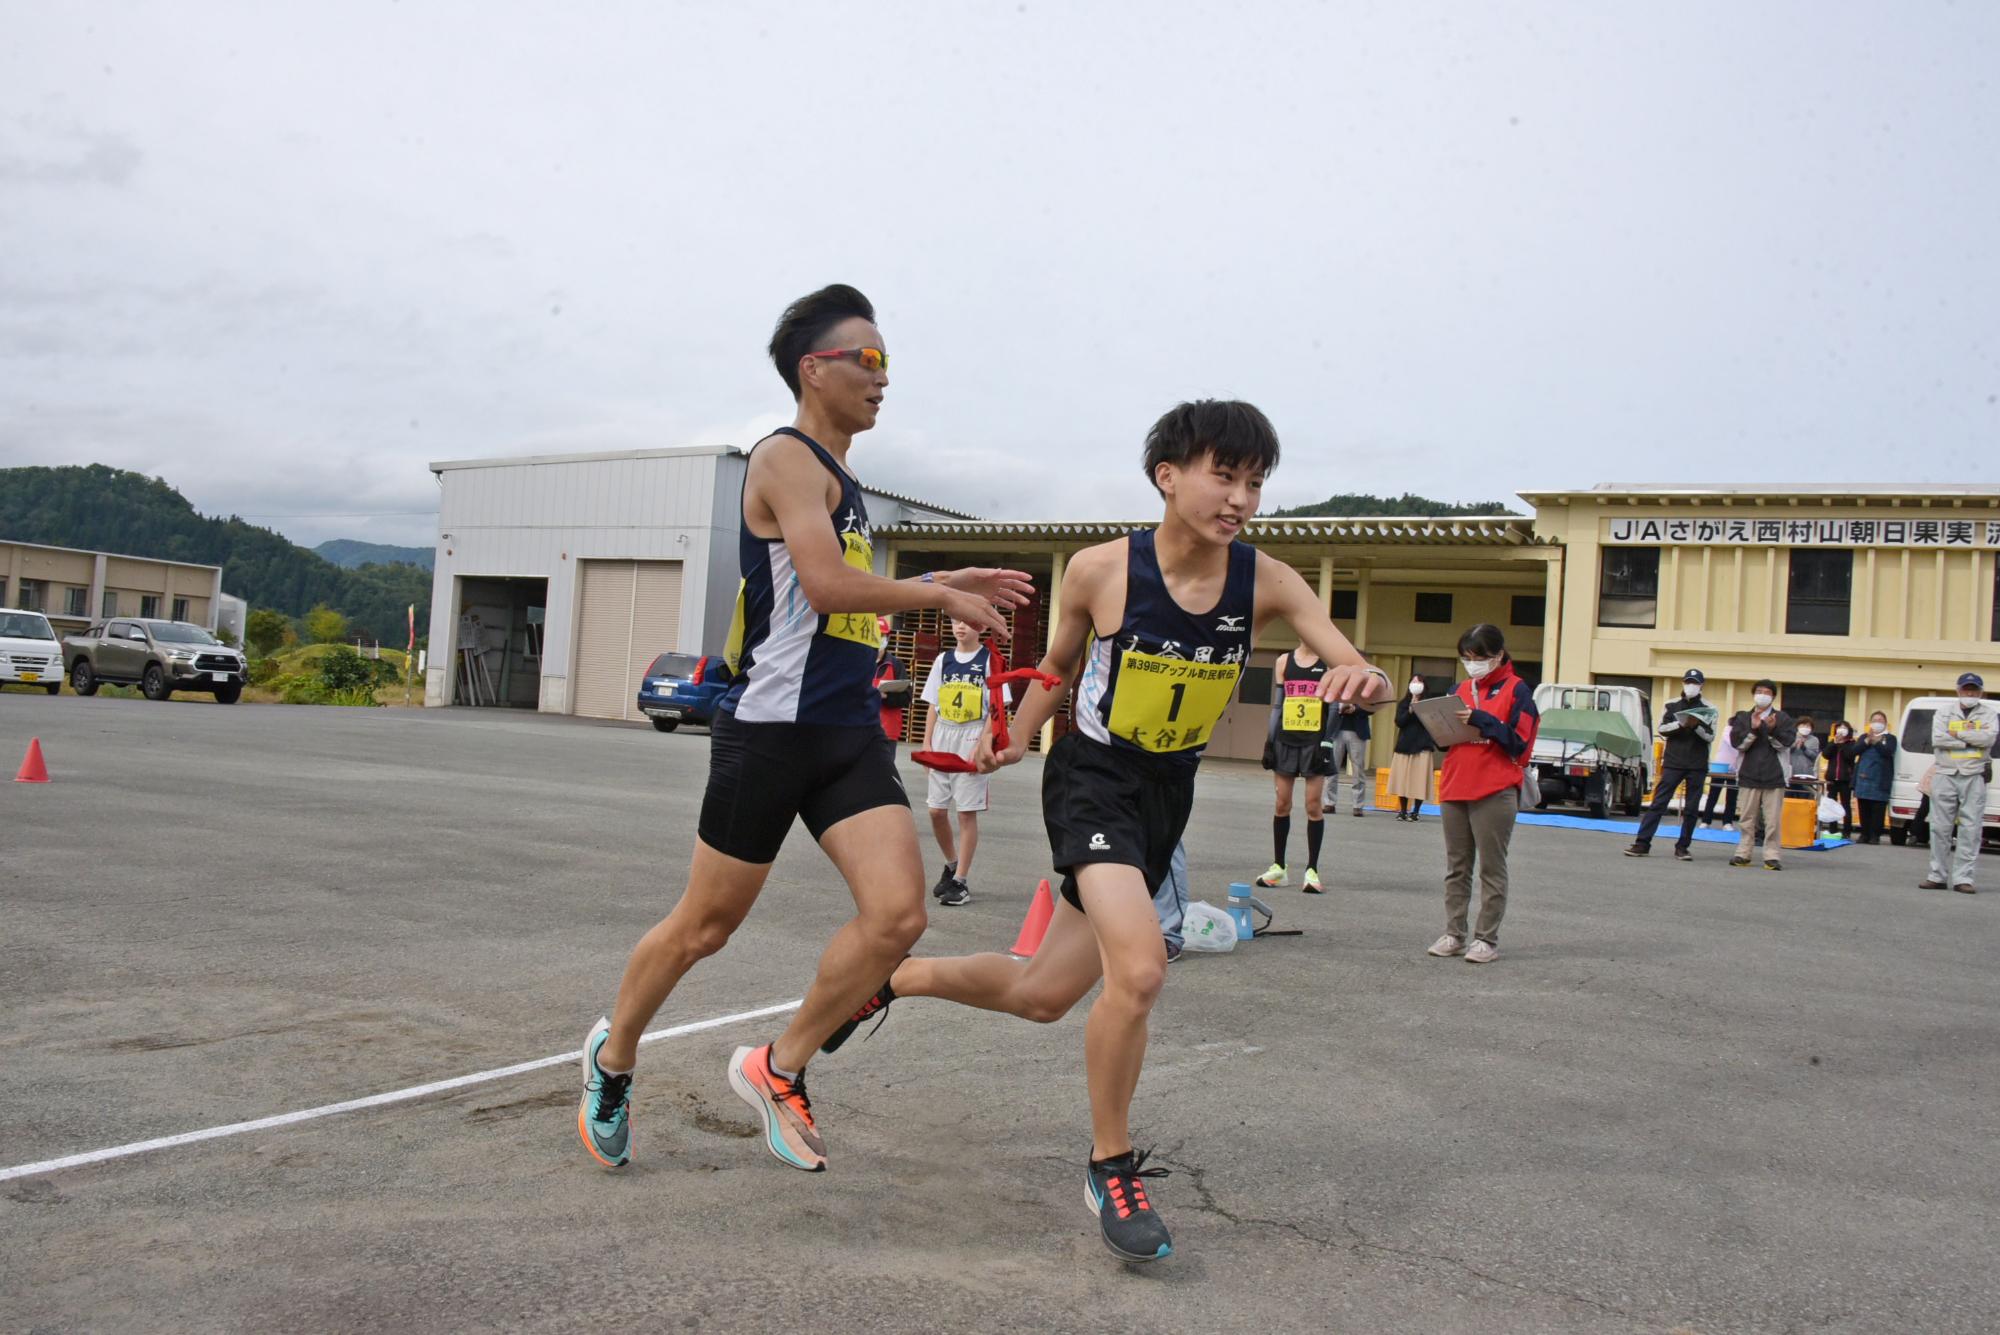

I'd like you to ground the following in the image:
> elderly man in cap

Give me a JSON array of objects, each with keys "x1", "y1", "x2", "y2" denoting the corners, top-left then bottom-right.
[
  {"x1": 1626, "y1": 669, "x2": 1717, "y2": 861},
  {"x1": 1921, "y1": 672, "x2": 1996, "y2": 895}
]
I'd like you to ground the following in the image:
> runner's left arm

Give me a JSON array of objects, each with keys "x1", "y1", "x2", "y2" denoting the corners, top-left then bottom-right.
[{"x1": 1250, "y1": 552, "x2": 1390, "y2": 711}]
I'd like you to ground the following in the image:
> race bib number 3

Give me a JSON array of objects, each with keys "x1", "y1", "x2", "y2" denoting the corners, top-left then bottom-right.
[
  {"x1": 937, "y1": 681, "x2": 985, "y2": 724},
  {"x1": 1108, "y1": 650, "x2": 1241, "y2": 752},
  {"x1": 1282, "y1": 695, "x2": 1323, "y2": 733}
]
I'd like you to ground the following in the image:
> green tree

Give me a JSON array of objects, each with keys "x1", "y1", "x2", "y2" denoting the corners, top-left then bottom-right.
[
  {"x1": 304, "y1": 604, "x2": 348, "y2": 644},
  {"x1": 317, "y1": 645, "x2": 373, "y2": 692},
  {"x1": 244, "y1": 608, "x2": 289, "y2": 657}
]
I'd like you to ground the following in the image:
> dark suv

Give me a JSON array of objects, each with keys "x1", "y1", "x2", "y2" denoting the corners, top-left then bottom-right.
[
  {"x1": 636, "y1": 652, "x2": 729, "y2": 732},
  {"x1": 65, "y1": 619, "x2": 248, "y2": 703}
]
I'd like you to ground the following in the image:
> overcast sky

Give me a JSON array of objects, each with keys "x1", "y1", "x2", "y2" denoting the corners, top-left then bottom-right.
[{"x1": 3, "y1": 2, "x2": 1996, "y2": 549}]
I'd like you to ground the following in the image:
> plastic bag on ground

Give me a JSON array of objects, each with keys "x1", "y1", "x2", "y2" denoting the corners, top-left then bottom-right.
[{"x1": 1181, "y1": 900, "x2": 1237, "y2": 953}]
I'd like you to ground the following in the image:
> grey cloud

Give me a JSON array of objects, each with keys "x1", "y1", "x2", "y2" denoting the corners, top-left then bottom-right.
[{"x1": 0, "y1": 126, "x2": 141, "y2": 187}]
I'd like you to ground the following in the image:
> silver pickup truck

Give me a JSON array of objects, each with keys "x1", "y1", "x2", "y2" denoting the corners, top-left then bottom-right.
[{"x1": 65, "y1": 618, "x2": 247, "y2": 703}]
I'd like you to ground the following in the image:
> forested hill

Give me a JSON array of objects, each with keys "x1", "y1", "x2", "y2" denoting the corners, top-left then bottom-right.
[
  {"x1": 315, "y1": 538, "x2": 435, "y2": 571},
  {"x1": 1269, "y1": 491, "x2": 1520, "y2": 518},
  {"x1": 0, "y1": 464, "x2": 429, "y2": 642}
]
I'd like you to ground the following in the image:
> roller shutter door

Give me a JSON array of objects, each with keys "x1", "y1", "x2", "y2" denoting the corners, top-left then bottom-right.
[{"x1": 573, "y1": 559, "x2": 682, "y2": 720}]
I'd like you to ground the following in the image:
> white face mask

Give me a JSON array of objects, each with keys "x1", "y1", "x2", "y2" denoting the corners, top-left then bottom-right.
[
  {"x1": 1797, "y1": 728, "x2": 1812, "y2": 738},
  {"x1": 1682, "y1": 684, "x2": 1701, "y2": 699},
  {"x1": 1753, "y1": 693, "x2": 1774, "y2": 708},
  {"x1": 1462, "y1": 658, "x2": 1496, "y2": 680},
  {"x1": 1409, "y1": 681, "x2": 1424, "y2": 695},
  {"x1": 1870, "y1": 720, "x2": 1886, "y2": 733},
  {"x1": 1835, "y1": 727, "x2": 1849, "y2": 738}
]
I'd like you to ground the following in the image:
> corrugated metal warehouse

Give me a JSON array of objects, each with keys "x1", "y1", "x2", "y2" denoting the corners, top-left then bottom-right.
[{"x1": 423, "y1": 444, "x2": 967, "y2": 719}]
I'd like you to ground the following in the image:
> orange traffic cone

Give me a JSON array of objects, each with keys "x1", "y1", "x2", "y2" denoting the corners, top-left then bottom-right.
[
  {"x1": 15, "y1": 738, "x2": 50, "y2": 783},
  {"x1": 1009, "y1": 878, "x2": 1056, "y2": 957}
]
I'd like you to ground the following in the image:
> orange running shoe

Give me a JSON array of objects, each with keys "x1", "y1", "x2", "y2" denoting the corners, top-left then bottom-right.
[{"x1": 727, "y1": 1044, "x2": 826, "y2": 1172}]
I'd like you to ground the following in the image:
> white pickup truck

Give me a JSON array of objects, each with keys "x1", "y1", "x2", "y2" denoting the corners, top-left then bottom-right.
[{"x1": 1527, "y1": 683, "x2": 1655, "y2": 819}]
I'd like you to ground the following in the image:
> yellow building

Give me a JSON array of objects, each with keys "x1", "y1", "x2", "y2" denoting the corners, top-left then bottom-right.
[
  {"x1": 878, "y1": 484, "x2": 2000, "y2": 768},
  {"x1": 0, "y1": 539, "x2": 225, "y2": 635}
]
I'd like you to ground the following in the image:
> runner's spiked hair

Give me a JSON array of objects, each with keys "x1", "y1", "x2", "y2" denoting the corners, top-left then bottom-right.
[
  {"x1": 1141, "y1": 399, "x2": 1281, "y2": 494},
  {"x1": 769, "y1": 284, "x2": 876, "y2": 400}
]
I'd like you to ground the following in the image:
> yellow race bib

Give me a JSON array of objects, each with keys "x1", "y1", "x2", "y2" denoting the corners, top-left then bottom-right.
[
  {"x1": 824, "y1": 531, "x2": 882, "y2": 648},
  {"x1": 937, "y1": 680, "x2": 986, "y2": 725},
  {"x1": 1282, "y1": 695, "x2": 1324, "y2": 733},
  {"x1": 1107, "y1": 650, "x2": 1241, "y2": 753}
]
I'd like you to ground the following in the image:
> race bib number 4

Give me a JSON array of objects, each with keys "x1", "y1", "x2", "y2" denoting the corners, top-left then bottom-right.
[
  {"x1": 1108, "y1": 650, "x2": 1241, "y2": 752},
  {"x1": 824, "y1": 532, "x2": 882, "y2": 648},
  {"x1": 937, "y1": 681, "x2": 985, "y2": 724}
]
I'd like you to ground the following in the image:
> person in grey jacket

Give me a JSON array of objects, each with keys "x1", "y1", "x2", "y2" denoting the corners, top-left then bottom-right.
[
  {"x1": 1786, "y1": 716, "x2": 1823, "y2": 792},
  {"x1": 1920, "y1": 672, "x2": 1996, "y2": 895},
  {"x1": 1728, "y1": 680, "x2": 1793, "y2": 870}
]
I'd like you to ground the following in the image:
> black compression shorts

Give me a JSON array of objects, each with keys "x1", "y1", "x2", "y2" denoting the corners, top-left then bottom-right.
[
  {"x1": 698, "y1": 711, "x2": 909, "y2": 864},
  {"x1": 1041, "y1": 731, "x2": 1195, "y2": 912}
]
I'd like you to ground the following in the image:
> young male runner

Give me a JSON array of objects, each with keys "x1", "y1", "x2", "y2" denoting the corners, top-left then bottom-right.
[
  {"x1": 1255, "y1": 641, "x2": 1337, "y2": 892},
  {"x1": 822, "y1": 400, "x2": 1390, "y2": 1260},
  {"x1": 918, "y1": 616, "x2": 1001, "y2": 907},
  {"x1": 576, "y1": 284, "x2": 1031, "y2": 1173}
]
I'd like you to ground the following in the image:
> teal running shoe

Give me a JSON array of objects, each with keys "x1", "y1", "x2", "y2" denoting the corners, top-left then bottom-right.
[{"x1": 577, "y1": 1016, "x2": 632, "y2": 1169}]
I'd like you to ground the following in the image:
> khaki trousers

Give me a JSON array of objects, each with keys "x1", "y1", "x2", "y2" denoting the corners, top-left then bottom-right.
[
  {"x1": 1442, "y1": 786, "x2": 1519, "y2": 945},
  {"x1": 1735, "y1": 786, "x2": 1785, "y2": 863}
]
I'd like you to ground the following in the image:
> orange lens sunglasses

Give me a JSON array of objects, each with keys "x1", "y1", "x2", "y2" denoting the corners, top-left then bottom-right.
[{"x1": 805, "y1": 347, "x2": 889, "y2": 373}]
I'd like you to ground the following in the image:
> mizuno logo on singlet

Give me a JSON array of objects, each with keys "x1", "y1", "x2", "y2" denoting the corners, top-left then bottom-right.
[{"x1": 1216, "y1": 614, "x2": 1245, "y2": 631}]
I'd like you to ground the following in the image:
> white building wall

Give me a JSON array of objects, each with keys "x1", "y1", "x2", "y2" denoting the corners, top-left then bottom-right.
[{"x1": 425, "y1": 442, "x2": 971, "y2": 714}]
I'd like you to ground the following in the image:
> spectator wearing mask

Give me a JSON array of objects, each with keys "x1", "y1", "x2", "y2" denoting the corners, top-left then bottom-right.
[
  {"x1": 1389, "y1": 673, "x2": 1440, "y2": 821},
  {"x1": 1626, "y1": 668, "x2": 1715, "y2": 861},
  {"x1": 1852, "y1": 711, "x2": 1898, "y2": 844},
  {"x1": 1727, "y1": 680, "x2": 1794, "y2": 871},
  {"x1": 1786, "y1": 716, "x2": 1823, "y2": 795},
  {"x1": 1821, "y1": 720, "x2": 1861, "y2": 841},
  {"x1": 1426, "y1": 624, "x2": 1539, "y2": 965},
  {"x1": 1920, "y1": 672, "x2": 1996, "y2": 895}
]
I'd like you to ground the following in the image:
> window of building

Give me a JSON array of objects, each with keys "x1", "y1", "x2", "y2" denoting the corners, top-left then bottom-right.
[
  {"x1": 1510, "y1": 595, "x2": 1546, "y2": 627},
  {"x1": 1329, "y1": 589, "x2": 1358, "y2": 620},
  {"x1": 102, "y1": 590, "x2": 118, "y2": 618},
  {"x1": 1786, "y1": 550, "x2": 1852, "y2": 636},
  {"x1": 140, "y1": 594, "x2": 160, "y2": 618},
  {"x1": 65, "y1": 586, "x2": 88, "y2": 616},
  {"x1": 1414, "y1": 592, "x2": 1453, "y2": 624},
  {"x1": 1991, "y1": 563, "x2": 1999, "y2": 642},
  {"x1": 1236, "y1": 664, "x2": 1274, "y2": 707},
  {"x1": 17, "y1": 579, "x2": 48, "y2": 612},
  {"x1": 1511, "y1": 658, "x2": 1543, "y2": 689},
  {"x1": 172, "y1": 597, "x2": 190, "y2": 622},
  {"x1": 1597, "y1": 548, "x2": 1658, "y2": 628},
  {"x1": 1780, "y1": 684, "x2": 1846, "y2": 734}
]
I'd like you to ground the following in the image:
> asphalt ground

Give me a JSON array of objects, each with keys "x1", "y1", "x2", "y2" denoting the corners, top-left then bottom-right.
[{"x1": 2, "y1": 693, "x2": 1996, "y2": 1335}]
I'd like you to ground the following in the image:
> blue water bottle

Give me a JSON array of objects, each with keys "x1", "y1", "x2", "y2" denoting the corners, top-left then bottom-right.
[{"x1": 1226, "y1": 882, "x2": 1256, "y2": 941}]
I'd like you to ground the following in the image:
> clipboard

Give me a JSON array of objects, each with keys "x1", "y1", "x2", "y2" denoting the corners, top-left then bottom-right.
[{"x1": 1413, "y1": 694, "x2": 1483, "y2": 747}]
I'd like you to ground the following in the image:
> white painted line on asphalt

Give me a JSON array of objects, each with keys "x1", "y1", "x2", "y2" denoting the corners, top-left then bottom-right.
[{"x1": 0, "y1": 999, "x2": 803, "y2": 1183}]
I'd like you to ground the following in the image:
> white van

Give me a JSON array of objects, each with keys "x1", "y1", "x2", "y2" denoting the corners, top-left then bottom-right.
[
  {"x1": 0, "y1": 607, "x2": 63, "y2": 694},
  {"x1": 1889, "y1": 696, "x2": 2000, "y2": 848}
]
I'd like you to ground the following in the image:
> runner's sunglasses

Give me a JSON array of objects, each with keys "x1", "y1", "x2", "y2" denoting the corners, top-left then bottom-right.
[{"x1": 804, "y1": 346, "x2": 889, "y2": 373}]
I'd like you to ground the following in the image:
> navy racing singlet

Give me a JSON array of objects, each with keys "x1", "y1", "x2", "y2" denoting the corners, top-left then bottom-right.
[
  {"x1": 721, "y1": 428, "x2": 882, "y2": 727},
  {"x1": 1278, "y1": 652, "x2": 1331, "y2": 738},
  {"x1": 1073, "y1": 529, "x2": 1257, "y2": 769},
  {"x1": 931, "y1": 644, "x2": 993, "y2": 727}
]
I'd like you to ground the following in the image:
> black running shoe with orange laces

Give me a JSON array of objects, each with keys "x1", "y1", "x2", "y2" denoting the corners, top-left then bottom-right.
[
  {"x1": 819, "y1": 964, "x2": 902, "y2": 1055},
  {"x1": 1086, "y1": 1148, "x2": 1173, "y2": 1262}
]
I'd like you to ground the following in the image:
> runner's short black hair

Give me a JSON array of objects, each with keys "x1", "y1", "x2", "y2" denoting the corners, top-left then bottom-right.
[
  {"x1": 1456, "y1": 623, "x2": 1509, "y2": 660},
  {"x1": 769, "y1": 284, "x2": 875, "y2": 400},
  {"x1": 1141, "y1": 399, "x2": 1281, "y2": 494}
]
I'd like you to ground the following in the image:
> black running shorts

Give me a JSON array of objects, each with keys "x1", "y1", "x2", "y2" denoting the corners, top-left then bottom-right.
[
  {"x1": 1267, "y1": 735, "x2": 1332, "y2": 778},
  {"x1": 698, "y1": 711, "x2": 909, "y2": 864},
  {"x1": 1041, "y1": 731, "x2": 1196, "y2": 912}
]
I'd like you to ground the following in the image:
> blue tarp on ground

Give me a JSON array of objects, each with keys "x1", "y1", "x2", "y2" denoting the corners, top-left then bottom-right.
[{"x1": 1406, "y1": 805, "x2": 1852, "y2": 851}]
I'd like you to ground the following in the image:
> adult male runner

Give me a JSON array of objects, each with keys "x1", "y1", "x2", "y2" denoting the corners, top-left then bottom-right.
[
  {"x1": 822, "y1": 400, "x2": 1390, "y2": 1261},
  {"x1": 1255, "y1": 641, "x2": 1337, "y2": 892},
  {"x1": 576, "y1": 284, "x2": 1031, "y2": 1173}
]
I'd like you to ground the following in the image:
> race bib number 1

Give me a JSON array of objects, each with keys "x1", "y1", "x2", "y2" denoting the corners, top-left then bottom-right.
[{"x1": 1107, "y1": 650, "x2": 1241, "y2": 752}]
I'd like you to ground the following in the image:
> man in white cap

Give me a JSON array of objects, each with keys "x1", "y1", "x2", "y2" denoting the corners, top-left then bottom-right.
[{"x1": 1921, "y1": 672, "x2": 1995, "y2": 895}]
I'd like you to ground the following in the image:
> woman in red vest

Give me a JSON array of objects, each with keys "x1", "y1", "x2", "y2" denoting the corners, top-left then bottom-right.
[{"x1": 1426, "y1": 624, "x2": 1540, "y2": 965}]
